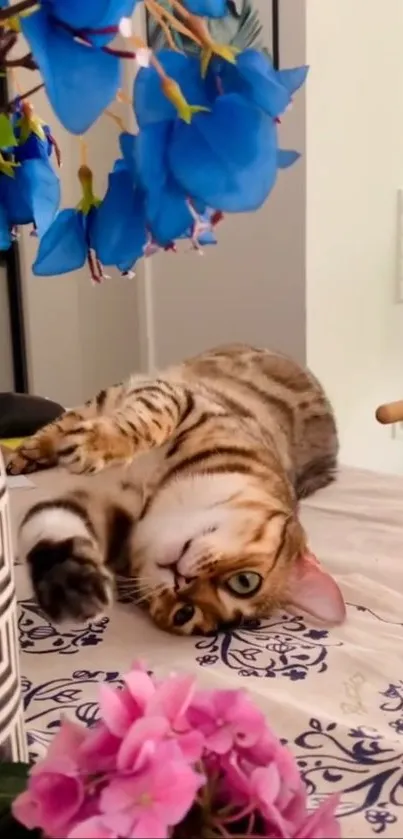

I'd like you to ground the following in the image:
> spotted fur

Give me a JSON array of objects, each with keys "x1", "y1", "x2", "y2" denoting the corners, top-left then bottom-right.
[{"x1": 13, "y1": 345, "x2": 340, "y2": 635}]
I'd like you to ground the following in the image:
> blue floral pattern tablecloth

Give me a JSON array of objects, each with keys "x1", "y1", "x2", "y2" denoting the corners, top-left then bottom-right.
[{"x1": 8, "y1": 465, "x2": 403, "y2": 839}]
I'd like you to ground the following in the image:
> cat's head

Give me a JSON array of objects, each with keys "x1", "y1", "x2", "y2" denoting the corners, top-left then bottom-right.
[{"x1": 134, "y1": 487, "x2": 346, "y2": 635}]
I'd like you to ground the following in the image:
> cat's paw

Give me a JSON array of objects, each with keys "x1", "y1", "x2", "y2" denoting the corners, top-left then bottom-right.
[
  {"x1": 7, "y1": 435, "x2": 55, "y2": 475},
  {"x1": 27, "y1": 536, "x2": 114, "y2": 622},
  {"x1": 57, "y1": 418, "x2": 128, "y2": 474}
]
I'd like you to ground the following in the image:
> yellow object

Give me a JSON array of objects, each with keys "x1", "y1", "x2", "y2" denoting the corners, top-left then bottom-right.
[
  {"x1": 0, "y1": 438, "x2": 25, "y2": 450},
  {"x1": 161, "y1": 78, "x2": 209, "y2": 123}
]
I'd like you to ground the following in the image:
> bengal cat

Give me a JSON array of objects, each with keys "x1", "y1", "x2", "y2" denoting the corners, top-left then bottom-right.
[{"x1": 11, "y1": 344, "x2": 346, "y2": 635}]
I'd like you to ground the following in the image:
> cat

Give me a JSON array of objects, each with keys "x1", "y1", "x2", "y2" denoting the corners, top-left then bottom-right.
[{"x1": 11, "y1": 344, "x2": 346, "y2": 635}]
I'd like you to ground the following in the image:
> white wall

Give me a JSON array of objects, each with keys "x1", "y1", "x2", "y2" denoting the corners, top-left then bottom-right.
[{"x1": 306, "y1": 0, "x2": 403, "y2": 474}]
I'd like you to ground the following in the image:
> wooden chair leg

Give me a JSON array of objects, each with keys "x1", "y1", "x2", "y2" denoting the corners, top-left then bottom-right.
[{"x1": 376, "y1": 401, "x2": 403, "y2": 424}]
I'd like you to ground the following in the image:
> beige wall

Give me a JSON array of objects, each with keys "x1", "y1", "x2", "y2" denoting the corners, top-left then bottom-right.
[
  {"x1": 0, "y1": 265, "x2": 14, "y2": 391},
  {"x1": 305, "y1": 0, "x2": 403, "y2": 473}
]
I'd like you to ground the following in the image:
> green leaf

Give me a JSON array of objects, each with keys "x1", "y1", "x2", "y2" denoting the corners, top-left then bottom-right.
[
  {"x1": 0, "y1": 807, "x2": 40, "y2": 839},
  {"x1": 0, "y1": 763, "x2": 30, "y2": 810},
  {"x1": 0, "y1": 114, "x2": 17, "y2": 150}
]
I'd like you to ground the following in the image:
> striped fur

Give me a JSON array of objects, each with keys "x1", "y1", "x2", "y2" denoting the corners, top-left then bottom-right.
[{"x1": 12, "y1": 345, "x2": 340, "y2": 635}]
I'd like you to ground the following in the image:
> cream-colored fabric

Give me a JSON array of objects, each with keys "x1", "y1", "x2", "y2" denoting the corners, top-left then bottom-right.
[{"x1": 9, "y1": 466, "x2": 403, "y2": 838}]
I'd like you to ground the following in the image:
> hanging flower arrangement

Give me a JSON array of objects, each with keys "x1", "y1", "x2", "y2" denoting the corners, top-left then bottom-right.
[{"x1": 0, "y1": 0, "x2": 308, "y2": 280}]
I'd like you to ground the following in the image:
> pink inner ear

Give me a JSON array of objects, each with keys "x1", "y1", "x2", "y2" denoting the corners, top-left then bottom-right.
[{"x1": 286, "y1": 552, "x2": 346, "y2": 625}]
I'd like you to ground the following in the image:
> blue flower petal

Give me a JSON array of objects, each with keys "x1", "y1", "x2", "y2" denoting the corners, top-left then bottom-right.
[
  {"x1": 0, "y1": 203, "x2": 11, "y2": 250},
  {"x1": 276, "y1": 66, "x2": 309, "y2": 97},
  {"x1": 49, "y1": 0, "x2": 136, "y2": 35},
  {"x1": 169, "y1": 93, "x2": 278, "y2": 212},
  {"x1": 22, "y1": 9, "x2": 121, "y2": 134},
  {"x1": 14, "y1": 132, "x2": 52, "y2": 162},
  {"x1": 134, "y1": 50, "x2": 210, "y2": 127},
  {"x1": 135, "y1": 122, "x2": 171, "y2": 195},
  {"x1": 33, "y1": 208, "x2": 87, "y2": 275},
  {"x1": 119, "y1": 131, "x2": 139, "y2": 184},
  {"x1": 0, "y1": 168, "x2": 33, "y2": 226},
  {"x1": 277, "y1": 149, "x2": 301, "y2": 169},
  {"x1": 147, "y1": 178, "x2": 192, "y2": 246},
  {"x1": 180, "y1": 0, "x2": 226, "y2": 17},
  {"x1": 218, "y1": 49, "x2": 291, "y2": 117},
  {"x1": 91, "y1": 168, "x2": 147, "y2": 268},
  {"x1": 22, "y1": 158, "x2": 60, "y2": 237}
]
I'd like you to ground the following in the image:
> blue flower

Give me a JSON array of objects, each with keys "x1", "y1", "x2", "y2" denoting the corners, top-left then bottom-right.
[
  {"x1": 0, "y1": 203, "x2": 11, "y2": 250},
  {"x1": 43, "y1": 0, "x2": 137, "y2": 45},
  {"x1": 180, "y1": 0, "x2": 227, "y2": 18},
  {"x1": 21, "y1": 7, "x2": 121, "y2": 134},
  {"x1": 133, "y1": 125, "x2": 194, "y2": 245},
  {"x1": 0, "y1": 157, "x2": 60, "y2": 237},
  {"x1": 214, "y1": 49, "x2": 309, "y2": 117},
  {"x1": 33, "y1": 165, "x2": 102, "y2": 279},
  {"x1": 134, "y1": 50, "x2": 211, "y2": 128},
  {"x1": 168, "y1": 92, "x2": 278, "y2": 212},
  {"x1": 90, "y1": 161, "x2": 147, "y2": 273}
]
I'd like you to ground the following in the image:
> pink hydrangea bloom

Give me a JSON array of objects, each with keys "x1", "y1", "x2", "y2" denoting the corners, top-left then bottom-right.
[
  {"x1": 100, "y1": 755, "x2": 204, "y2": 838},
  {"x1": 12, "y1": 719, "x2": 88, "y2": 838},
  {"x1": 12, "y1": 665, "x2": 341, "y2": 839},
  {"x1": 188, "y1": 687, "x2": 266, "y2": 754}
]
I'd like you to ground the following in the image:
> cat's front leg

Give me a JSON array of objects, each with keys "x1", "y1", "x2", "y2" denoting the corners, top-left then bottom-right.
[
  {"x1": 18, "y1": 486, "x2": 139, "y2": 623},
  {"x1": 54, "y1": 379, "x2": 194, "y2": 474},
  {"x1": 7, "y1": 383, "x2": 124, "y2": 476}
]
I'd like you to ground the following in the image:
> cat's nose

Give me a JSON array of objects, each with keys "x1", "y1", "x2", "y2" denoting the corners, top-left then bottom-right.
[
  {"x1": 157, "y1": 559, "x2": 193, "y2": 591},
  {"x1": 173, "y1": 570, "x2": 194, "y2": 592}
]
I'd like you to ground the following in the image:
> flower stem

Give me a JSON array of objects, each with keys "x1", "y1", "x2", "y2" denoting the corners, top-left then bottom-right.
[
  {"x1": 165, "y1": 0, "x2": 213, "y2": 48},
  {"x1": 144, "y1": 0, "x2": 181, "y2": 52},
  {"x1": 221, "y1": 804, "x2": 254, "y2": 825},
  {"x1": 4, "y1": 52, "x2": 37, "y2": 70},
  {"x1": 147, "y1": 0, "x2": 204, "y2": 46},
  {"x1": 7, "y1": 81, "x2": 44, "y2": 111},
  {"x1": 0, "y1": 0, "x2": 38, "y2": 22}
]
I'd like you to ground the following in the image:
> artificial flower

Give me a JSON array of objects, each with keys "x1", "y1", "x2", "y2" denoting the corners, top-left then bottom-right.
[
  {"x1": 45, "y1": 0, "x2": 137, "y2": 45},
  {"x1": 134, "y1": 50, "x2": 211, "y2": 127},
  {"x1": 21, "y1": 8, "x2": 121, "y2": 134},
  {"x1": 32, "y1": 165, "x2": 103, "y2": 279},
  {"x1": 90, "y1": 162, "x2": 147, "y2": 273},
  {"x1": 168, "y1": 92, "x2": 278, "y2": 212},
  {"x1": 215, "y1": 48, "x2": 309, "y2": 117},
  {"x1": 0, "y1": 156, "x2": 60, "y2": 237}
]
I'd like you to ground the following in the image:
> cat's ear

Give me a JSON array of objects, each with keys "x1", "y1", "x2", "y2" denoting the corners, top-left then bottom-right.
[{"x1": 285, "y1": 551, "x2": 346, "y2": 625}]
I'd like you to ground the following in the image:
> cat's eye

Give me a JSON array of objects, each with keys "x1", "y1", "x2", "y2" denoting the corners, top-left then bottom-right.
[
  {"x1": 225, "y1": 571, "x2": 263, "y2": 598},
  {"x1": 172, "y1": 602, "x2": 195, "y2": 627}
]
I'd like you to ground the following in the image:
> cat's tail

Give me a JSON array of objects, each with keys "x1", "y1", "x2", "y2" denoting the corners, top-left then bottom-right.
[{"x1": 18, "y1": 488, "x2": 136, "y2": 623}]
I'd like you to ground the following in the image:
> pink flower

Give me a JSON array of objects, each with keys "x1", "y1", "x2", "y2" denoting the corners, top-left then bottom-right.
[
  {"x1": 145, "y1": 673, "x2": 204, "y2": 762},
  {"x1": 117, "y1": 716, "x2": 171, "y2": 771},
  {"x1": 99, "y1": 670, "x2": 156, "y2": 738},
  {"x1": 12, "y1": 719, "x2": 89, "y2": 837},
  {"x1": 12, "y1": 758, "x2": 84, "y2": 838},
  {"x1": 188, "y1": 688, "x2": 266, "y2": 754},
  {"x1": 100, "y1": 758, "x2": 204, "y2": 838},
  {"x1": 68, "y1": 816, "x2": 119, "y2": 839},
  {"x1": 11, "y1": 664, "x2": 342, "y2": 839},
  {"x1": 294, "y1": 796, "x2": 341, "y2": 839}
]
